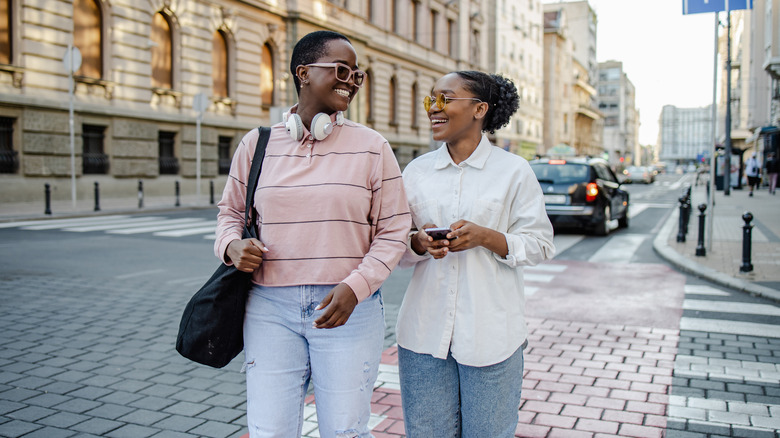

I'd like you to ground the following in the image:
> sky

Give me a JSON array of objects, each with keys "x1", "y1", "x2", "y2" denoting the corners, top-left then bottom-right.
[{"x1": 546, "y1": 0, "x2": 720, "y2": 145}]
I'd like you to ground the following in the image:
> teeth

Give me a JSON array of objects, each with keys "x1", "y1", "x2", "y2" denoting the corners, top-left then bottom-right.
[
  {"x1": 431, "y1": 119, "x2": 447, "y2": 124},
  {"x1": 335, "y1": 89, "x2": 350, "y2": 97}
]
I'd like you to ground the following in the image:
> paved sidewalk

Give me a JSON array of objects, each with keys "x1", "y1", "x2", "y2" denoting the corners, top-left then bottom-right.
[{"x1": 653, "y1": 181, "x2": 780, "y2": 302}]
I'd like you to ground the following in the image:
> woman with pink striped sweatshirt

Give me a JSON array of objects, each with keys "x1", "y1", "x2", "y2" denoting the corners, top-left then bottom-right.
[{"x1": 214, "y1": 31, "x2": 411, "y2": 438}]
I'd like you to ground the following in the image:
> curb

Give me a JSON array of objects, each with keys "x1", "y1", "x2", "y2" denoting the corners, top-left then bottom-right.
[{"x1": 653, "y1": 208, "x2": 780, "y2": 304}]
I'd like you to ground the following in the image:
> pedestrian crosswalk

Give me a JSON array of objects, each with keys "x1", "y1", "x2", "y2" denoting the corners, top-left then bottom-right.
[{"x1": 0, "y1": 215, "x2": 218, "y2": 239}]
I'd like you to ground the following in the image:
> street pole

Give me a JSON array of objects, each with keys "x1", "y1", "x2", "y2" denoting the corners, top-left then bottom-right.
[
  {"x1": 707, "y1": 12, "x2": 718, "y2": 251},
  {"x1": 67, "y1": 44, "x2": 77, "y2": 208},
  {"x1": 724, "y1": 0, "x2": 732, "y2": 196},
  {"x1": 196, "y1": 112, "x2": 202, "y2": 202}
]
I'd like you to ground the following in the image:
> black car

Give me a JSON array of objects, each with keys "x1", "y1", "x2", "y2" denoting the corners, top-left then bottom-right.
[{"x1": 529, "y1": 157, "x2": 629, "y2": 235}]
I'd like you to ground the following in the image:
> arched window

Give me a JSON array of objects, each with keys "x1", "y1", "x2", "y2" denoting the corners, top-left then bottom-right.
[
  {"x1": 260, "y1": 43, "x2": 274, "y2": 106},
  {"x1": 411, "y1": 81, "x2": 418, "y2": 129},
  {"x1": 151, "y1": 11, "x2": 173, "y2": 89},
  {"x1": 73, "y1": 0, "x2": 102, "y2": 78},
  {"x1": 212, "y1": 30, "x2": 228, "y2": 98},
  {"x1": 0, "y1": 0, "x2": 11, "y2": 64},
  {"x1": 389, "y1": 76, "x2": 397, "y2": 125}
]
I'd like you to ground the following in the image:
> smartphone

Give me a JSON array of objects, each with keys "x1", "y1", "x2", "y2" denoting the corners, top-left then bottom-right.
[{"x1": 424, "y1": 227, "x2": 453, "y2": 240}]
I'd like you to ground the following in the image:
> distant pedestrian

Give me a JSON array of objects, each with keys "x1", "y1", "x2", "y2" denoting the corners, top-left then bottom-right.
[
  {"x1": 765, "y1": 152, "x2": 778, "y2": 195},
  {"x1": 745, "y1": 153, "x2": 761, "y2": 196},
  {"x1": 395, "y1": 70, "x2": 555, "y2": 437},
  {"x1": 215, "y1": 30, "x2": 411, "y2": 438}
]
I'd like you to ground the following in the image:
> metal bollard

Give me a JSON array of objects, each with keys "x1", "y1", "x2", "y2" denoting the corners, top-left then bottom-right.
[
  {"x1": 676, "y1": 194, "x2": 688, "y2": 242},
  {"x1": 695, "y1": 203, "x2": 706, "y2": 256},
  {"x1": 44, "y1": 183, "x2": 52, "y2": 215},
  {"x1": 138, "y1": 180, "x2": 144, "y2": 209},
  {"x1": 740, "y1": 212, "x2": 754, "y2": 273},
  {"x1": 209, "y1": 180, "x2": 215, "y2": 205},
  {"x1": 94, "y1": 181, "x2": 101, "y2": 212},
  {"x1": 175, "y1": 181, "x2": 181, "y2": 207},
  {"x1": 682, "y1": 187, "x2": 692, "y2": 235}
]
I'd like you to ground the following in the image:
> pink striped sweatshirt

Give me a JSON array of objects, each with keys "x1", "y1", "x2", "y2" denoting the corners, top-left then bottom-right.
[{"x1": 214, "y1": 113, "x2": 412, "y2": 303}]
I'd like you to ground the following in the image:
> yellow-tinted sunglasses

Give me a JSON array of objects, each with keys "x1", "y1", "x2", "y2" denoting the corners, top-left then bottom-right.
[{"x1": 423, "y1": 93, "x2": 483, "y2": 112}]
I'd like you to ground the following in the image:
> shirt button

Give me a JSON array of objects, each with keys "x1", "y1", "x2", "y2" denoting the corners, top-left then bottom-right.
[
  {"x1": 307, "y1": 153, "x2": 311, "y2": 158},
  {"x1": 448, "y1": 312, "x2": 454, "y2": 317},
  {"x1": 308, "y1": 135, "x2": 314, "y2": 141}
]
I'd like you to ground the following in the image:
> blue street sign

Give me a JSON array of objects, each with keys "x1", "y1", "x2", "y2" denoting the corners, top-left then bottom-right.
[{"x1": 683, "y1": 0, "x2": 753, "y2": 14}]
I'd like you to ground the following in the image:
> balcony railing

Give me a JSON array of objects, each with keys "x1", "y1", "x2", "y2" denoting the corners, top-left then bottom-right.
[
  {"x1": 0, "y1": 150, "x2": 18, "y2": 173},
  {"x1": 159, "y1": 156, "x2": 180, "y2": 175},
  {"x1": 82, "y1": 152, "x2": 109, "y2": 174}
]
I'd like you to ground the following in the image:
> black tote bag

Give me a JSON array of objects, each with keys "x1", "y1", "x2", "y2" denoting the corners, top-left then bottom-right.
[{"x1": 175, "y1": 127, "x2": 270, "y2": 368}]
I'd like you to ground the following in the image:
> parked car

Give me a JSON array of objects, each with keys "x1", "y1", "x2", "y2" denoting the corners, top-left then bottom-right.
[
  {"x1": 622, "y1": 166, "x2": 654, "y2": 184},
  {"x1": 529, "y1": 157, "x2": 630, "y2": 236}
]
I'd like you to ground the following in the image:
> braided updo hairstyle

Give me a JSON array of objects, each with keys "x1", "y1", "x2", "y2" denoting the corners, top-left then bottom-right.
[{"x1": 454, "y1": 71, "x2": 520, "y2": 135}]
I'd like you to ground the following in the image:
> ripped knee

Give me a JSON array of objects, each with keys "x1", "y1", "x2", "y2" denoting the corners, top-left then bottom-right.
[{"x1": 334, "y1": 429, "x2": 359, "y2": 438}]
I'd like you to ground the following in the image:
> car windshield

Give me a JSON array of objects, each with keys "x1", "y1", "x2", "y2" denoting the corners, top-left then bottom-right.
[{"x1": 530, "y1": 163, "x2": 590, "y2": 184}]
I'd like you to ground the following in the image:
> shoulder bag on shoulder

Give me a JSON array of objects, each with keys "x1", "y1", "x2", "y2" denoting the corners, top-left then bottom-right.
[{"x1": 175, "y1": 127, "x2": 270, "y2": 368}]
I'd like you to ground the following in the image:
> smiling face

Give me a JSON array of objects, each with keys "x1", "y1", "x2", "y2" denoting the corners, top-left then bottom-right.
[
  {"x1": 428, "y1": 73, "x2": 486, "y2": 144},
  {"x1": 297, "y1": 39, "x2": 360, "y2": 116}
]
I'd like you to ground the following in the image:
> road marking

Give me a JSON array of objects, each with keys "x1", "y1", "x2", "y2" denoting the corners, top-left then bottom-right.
[
  {"x1": 525, "y1": 273, "x2": 554, "y2": 283},
  {"x1": 524, "y1": 286, "x2": 539, "y2": 296},
  {"x1": 0, "y1": 215, "x2": 131, "y2": 229},
  {"x1": 683, "y1": 299, "x2": 780, "y2": 317},
  {"x1": 587, "y1": 234, "x2": 647, "y2": 263},
  {"x1": 528, "y1": 264, "x2": 568, "y2": 272},
  {"x1": 154, "y1": 223, "x2": 217, "y2": 237},
  {"x1": 106, "y1": 218, "x2": 209, "y2": 234},
  {"x1": 679, "y1": 317, "x2": 780, "y2": 338},
  {"x1": 684, "y1": 284, "x2": 731, "y2": 296},
  {"x1": 552, "y1": 235, "x2": 583, "y2": 254},
  {"x1": 62, "y1": 217, "x2": 163, "y2": 232},
  {"x1": 16, "y1": 216, "x2": 135, "y2": 230}
]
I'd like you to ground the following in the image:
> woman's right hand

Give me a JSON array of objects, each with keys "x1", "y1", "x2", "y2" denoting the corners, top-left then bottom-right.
[
  {"x1": 411, "y1": 223, "x2": 450, "y2": 259},
  {"x1": 225, "y1": 238, "x2": 269, "y2": 272}
]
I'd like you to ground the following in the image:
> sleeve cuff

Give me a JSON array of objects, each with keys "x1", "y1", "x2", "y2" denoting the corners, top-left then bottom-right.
[
  {"x1": 217, "y1": 232, "x2": 243, "y2": 265},
  {"x1": 493, "y1": 232, "x2": 523, "y2": 268},
  {"x1": 343, "y1": 273, "x2": 371, "y2": 303}
]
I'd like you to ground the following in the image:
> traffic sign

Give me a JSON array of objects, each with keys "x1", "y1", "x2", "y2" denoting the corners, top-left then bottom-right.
[
  {"x1": 62, "y1": 46, "x2": 82, "y2": 73},
  {"x1": 683, "y1": 0, "x2": 753, "y2": 15}
]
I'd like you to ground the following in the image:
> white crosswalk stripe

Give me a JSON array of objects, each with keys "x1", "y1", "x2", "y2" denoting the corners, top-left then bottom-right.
[{"x1": 1, "y1": 215, "x2": 217, "y2": 238}]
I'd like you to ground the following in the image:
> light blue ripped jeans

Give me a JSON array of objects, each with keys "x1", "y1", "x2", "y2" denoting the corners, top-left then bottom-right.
[{"x1": 243, "y1": 284, "x2": 385, "y2": 438}]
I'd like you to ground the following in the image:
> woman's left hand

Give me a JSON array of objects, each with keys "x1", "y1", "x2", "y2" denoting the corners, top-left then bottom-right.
[
  {"x1": 448, "y1": 220, "x2": 509, "y2": 258},
  {"x1": 447, "y1": 220, "x2": 485, "y2": 252},
  {"x1": 314, "y1": 283, "x2": 358, "y2": 329}
]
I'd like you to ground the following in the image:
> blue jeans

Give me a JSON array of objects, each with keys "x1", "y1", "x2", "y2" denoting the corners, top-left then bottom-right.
[
  {"x1": 243, "y1": 284, "x2": 385, "y2": 438},
  {"x1": 398, "y1": 345, "x2": 524, "y2": 438}
]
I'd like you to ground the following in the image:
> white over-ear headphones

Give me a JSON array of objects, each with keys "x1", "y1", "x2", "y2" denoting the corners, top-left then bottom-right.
[{"x1": 284, "y1": 111, "x2": 345, "y2": 141}]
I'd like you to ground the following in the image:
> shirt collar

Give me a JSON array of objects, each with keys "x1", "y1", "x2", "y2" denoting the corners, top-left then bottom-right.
[{"x1": 433, "y1": 134, "x2": 493, "y2": 170}]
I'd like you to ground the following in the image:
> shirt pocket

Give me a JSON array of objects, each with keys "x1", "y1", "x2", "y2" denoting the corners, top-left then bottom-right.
[
  {"x1": 469, "y1": 199, "x2": 504, "y2": 230},
  {"x1": 409, "y1": 199, "x2": 441, "y2": 229}
]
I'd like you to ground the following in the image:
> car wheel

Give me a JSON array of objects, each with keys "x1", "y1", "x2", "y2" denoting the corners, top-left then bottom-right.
[
  {"x1": 618, "y1": 206, "x2": 629, "y2": 229},
  {"x1": 592, "y1": 205, "x2": 610, "y2": 236}
]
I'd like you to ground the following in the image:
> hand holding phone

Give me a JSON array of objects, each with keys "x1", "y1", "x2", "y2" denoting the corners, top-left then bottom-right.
[{"x1": 424, "y1": 227, "x2": 453, "y2": 240}]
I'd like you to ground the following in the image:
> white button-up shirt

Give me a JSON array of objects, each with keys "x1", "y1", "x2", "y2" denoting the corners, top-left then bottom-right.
[{"x1": 396, "y1": 135, "x2": 555, "y2": 367}]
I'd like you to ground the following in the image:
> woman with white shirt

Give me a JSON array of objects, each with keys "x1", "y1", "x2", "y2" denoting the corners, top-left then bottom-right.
[{"x1": 396, "y1": 71, "x2": 555, "y2": 437}]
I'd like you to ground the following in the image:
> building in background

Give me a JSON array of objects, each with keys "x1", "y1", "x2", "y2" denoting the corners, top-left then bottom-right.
[
  {"x1": 658, "y1": 104, "x2": 714, "y2": 166},
  {"x1": 743, "y1": 0, "x2": 780, "y2": 160},
  {"x1": 597, "y1": 60, "x2": 638, "y2": 166},
  {"x1": 487, "y1": 0, "x2": 544, "y2": 157},
  {"x1": 0, "y1": 0, "x2": 489, "y2": 204},
  {"x1": 542, "y1": 1, "x2": 602, "y2": 158}
]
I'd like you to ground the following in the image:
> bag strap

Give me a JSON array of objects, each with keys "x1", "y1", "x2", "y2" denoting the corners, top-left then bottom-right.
[{"x1": 243, "y1": 127, "x2": 271, "y2": 231}]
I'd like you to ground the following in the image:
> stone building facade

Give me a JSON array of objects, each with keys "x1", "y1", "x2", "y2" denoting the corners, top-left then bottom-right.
[{"x1": 0, "y1": 0, "x2": 489, "y2": 204}]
